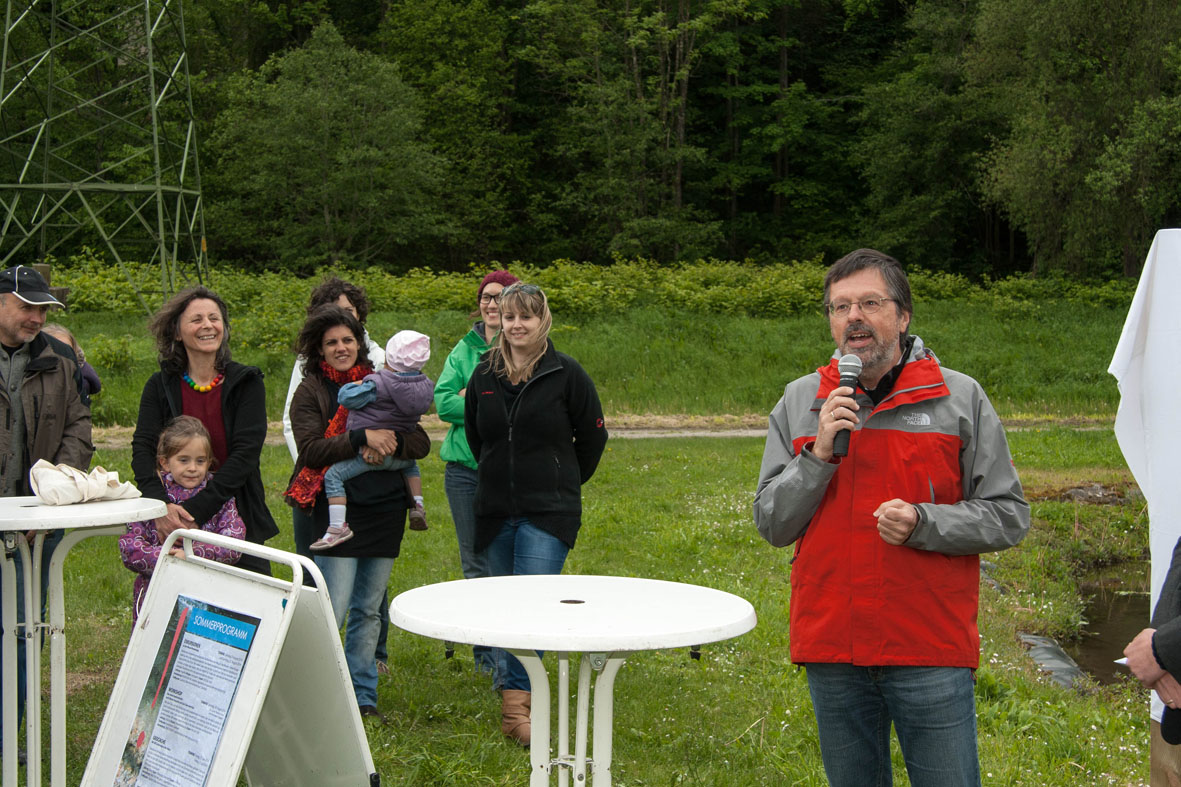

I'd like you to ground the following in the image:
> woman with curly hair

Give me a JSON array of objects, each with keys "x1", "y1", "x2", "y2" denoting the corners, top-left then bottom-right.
[
  {"x1": 132, "y1": 286, "x2": 277, "y2": 575},
  {"x1": 285, "y1": 304, "x2": 430, "y2": 718}
]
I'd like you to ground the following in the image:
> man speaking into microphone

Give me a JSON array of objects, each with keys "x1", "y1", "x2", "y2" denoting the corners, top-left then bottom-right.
[{"x1": 753, "y1": 249, "x2": 1029, "y2": 787}]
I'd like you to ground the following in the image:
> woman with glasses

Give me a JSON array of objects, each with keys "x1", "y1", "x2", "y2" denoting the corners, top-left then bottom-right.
[
  {"x1": 433, "y1": 270, "x2": 518, "y2": 676},
  {"x1": 464, "y1": 282, "x2": 608, "y2": 745}
]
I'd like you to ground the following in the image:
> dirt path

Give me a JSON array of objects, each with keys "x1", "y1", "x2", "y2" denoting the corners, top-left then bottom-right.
[
  {"x1": 91, "y1": 413, "x2": 1113, "y2": 450},
  {"x1": 93, "y1": 414, "x2": 770, "y2": 449}
]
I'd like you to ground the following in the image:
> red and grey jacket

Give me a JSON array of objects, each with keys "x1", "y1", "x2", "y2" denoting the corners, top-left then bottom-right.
[{"x1": 753, "y1": 336, "x2": 1029, "y2": 668}]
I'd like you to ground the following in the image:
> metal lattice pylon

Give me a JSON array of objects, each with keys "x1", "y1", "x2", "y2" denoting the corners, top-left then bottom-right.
[{"x1": 0, "y1": 0, "x2": 206, "y2": 310}]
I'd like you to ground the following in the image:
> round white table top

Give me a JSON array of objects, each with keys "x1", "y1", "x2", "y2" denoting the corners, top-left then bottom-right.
[
  {"x1": 391, "y1": 574, "x2": 757, "y2": 652},
  {"x1": 0, "y1": 495, "x2": 167, "y2": 531}
]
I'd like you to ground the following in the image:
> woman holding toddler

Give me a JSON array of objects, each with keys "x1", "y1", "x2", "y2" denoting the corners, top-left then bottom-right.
[{"x1": 284, "y1": 305, "x2": 430, "y2": 719}]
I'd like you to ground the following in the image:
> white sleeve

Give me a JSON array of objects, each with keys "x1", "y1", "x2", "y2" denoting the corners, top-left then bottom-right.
[
  {"x1": 282, "y1": 357, "x2": 305, "y2": 462},
  {"x1": 366, "y1": 334, "x2": 385, "y2": 369}
]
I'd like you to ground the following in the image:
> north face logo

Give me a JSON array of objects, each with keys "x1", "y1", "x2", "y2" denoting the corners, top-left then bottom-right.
[{"x1": 903, "y1": 413, "x2": 931, "y2": 426}]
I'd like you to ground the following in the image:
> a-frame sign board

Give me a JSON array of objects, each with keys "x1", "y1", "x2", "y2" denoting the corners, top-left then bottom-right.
[{"x1": 82, "y1": 531, "x2": 379, "y2": 786}]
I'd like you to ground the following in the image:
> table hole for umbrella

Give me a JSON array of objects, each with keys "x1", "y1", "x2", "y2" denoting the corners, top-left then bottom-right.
[{"x1": 560, "y1": 599, "x2": 585, "y2": 604}]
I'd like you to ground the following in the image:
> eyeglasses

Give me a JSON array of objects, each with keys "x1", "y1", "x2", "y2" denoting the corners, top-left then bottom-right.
[
  {"x1": 479, "y1": 293, "x2": 498, "y2": 304},
  {"x1": 826, "y1": 297, "x2": 894, "y2": 318},
  {"x1": 496, "y1": 283, "x2": 542, "y2": 301}
]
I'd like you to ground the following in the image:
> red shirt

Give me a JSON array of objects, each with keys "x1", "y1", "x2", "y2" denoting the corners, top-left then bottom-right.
[{"x1": 181, "y1": 384, "x2": 228, "y2": 468}]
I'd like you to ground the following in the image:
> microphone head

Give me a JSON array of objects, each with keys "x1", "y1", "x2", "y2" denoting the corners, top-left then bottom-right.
[{"x1": 837, "y1": 353, "x2": 863, "y2": 380}]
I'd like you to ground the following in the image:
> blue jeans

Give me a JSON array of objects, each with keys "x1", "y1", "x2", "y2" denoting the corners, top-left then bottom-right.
[
  {"x1": 294, "y1": 504, "x2": 388, "y2": 663},
  {"x1": 323, "y1": 455, "x2": 416, "y2": 499},
  {"x1": 314, "y1": 554, "x2": 396, "y2": 708},
  {"x1": 444, "y1": 462, "x2": 493, "y2": 673},
  {"x1": 483, "y1": 518, "x2": 569, "y2": 691},
  {"x1": 805, "y1": 663, "x2": 981, "y2": 787},
  {"x1": 0, "y1": 529, "x2": 61, "y2": 744}
]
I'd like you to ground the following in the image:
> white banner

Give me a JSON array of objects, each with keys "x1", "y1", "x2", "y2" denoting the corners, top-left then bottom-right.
[{"x1": 1109, "y1": 228, "x2": 1181, "y2": 723}]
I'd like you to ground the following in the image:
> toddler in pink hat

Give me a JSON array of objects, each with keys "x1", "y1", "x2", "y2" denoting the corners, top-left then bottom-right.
[{"x1": 312, "y1": 330, "x2": 435, "y2": 550}]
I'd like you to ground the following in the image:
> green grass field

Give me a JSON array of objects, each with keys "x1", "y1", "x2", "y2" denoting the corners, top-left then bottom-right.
[
  {"x1": 58, "y1": 299, "x2": 1125, "y2": 427},
  {"x1": 21, "y1": 299, "x2": 1149, "y2": 783},
  {"x1": 50, "y1": 420, "x2": 1145, "y2": 785}
]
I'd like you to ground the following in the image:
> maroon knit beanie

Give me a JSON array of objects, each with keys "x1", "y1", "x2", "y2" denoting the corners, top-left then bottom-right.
[{"x1": 477, "y1": 270, "x2": 520, "y2": 302}]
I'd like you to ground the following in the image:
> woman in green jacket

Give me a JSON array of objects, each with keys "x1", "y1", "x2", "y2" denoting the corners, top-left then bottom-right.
[{"x1": 433, "y1": 270, "x2": 518, "y2": 674}]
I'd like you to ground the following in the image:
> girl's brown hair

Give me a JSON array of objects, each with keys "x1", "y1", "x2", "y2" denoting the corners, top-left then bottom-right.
[{"x1": 157, "y1": 415, "x2": 214, "y2": 469}]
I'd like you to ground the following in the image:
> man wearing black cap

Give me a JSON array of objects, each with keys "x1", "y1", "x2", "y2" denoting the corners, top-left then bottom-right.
[{"x1": 0, "y1": 264, "x2": 93, "y2": 756}]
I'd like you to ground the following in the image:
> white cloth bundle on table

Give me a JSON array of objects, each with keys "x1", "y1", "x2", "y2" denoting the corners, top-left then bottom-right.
[{"x1": 28, "y1": 459, "x2": 141, "y2": 504}]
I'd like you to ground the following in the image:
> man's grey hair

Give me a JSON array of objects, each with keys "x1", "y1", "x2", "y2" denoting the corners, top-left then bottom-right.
[{"x1": 823, "y1": 248, "x2": 913, "y2": 323}]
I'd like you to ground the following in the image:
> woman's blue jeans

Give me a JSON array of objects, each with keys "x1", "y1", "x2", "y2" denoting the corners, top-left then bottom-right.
[
  {"x1": 805, "y1": 663, "x2": 981, "y2": 787},
  {"x1": 314, "y1": 554, "x2": 396, "y2": 708},
  {"x1": 483, "y1": 517, "x2": 569, "y2": 692},
  {"x1": 443, "y1": 462, "x2": 494, "y2": 673},
  {"x1": 293, "y1": 503, "x2": 389, "y2": 663}
]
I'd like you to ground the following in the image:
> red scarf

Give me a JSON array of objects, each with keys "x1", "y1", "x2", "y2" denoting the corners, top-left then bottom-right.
[{"x1": 284, "y1": 361, "x2": 373, "y2": 508}]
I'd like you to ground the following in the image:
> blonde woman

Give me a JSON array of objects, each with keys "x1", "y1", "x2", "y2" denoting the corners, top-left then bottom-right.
[{"x1": 463, "y1": 282, "x2": 608, "y2": 745}]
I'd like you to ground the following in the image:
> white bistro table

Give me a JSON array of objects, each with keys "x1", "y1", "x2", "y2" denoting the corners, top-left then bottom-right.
[
  {"x1": 391, "y1": 574, "x2": 757, "y2": 786},
  {"x1": 0, "y1": 495, "x2": 166, "y2": 787}
]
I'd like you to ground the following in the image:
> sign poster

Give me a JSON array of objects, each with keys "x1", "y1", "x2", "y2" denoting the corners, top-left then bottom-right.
[{"x1": 113, "y1": 596, "x2": 260, "y2": 787}]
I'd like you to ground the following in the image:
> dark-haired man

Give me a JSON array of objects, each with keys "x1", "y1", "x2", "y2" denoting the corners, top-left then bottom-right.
[
  {"x1": 753, "y1": 249, "x2": 1029, "y2": 786},
  {"x1": 0, "y1": 265, "x2": 92, "y2": 755}
]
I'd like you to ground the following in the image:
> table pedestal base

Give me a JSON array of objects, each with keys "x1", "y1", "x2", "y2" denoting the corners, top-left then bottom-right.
[
  {"x1": 1, "y1": 524, "x2": 126, "y2": 787},
  {"x1": 1, "y1": 533, "x2": 37, "y2": 787},
  {"x1": 513, "y1": 650, "x2": 626, "y2": 787}
]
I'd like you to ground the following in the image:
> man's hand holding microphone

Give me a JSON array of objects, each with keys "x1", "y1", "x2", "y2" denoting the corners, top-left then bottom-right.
[{"x1": 814, "y1": 353, "x2": 919, "y2": 545}]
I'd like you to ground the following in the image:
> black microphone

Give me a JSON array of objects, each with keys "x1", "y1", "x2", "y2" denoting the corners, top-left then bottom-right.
[{"x1": 831, "y1": 353, "x2": 862, "y2": 458}]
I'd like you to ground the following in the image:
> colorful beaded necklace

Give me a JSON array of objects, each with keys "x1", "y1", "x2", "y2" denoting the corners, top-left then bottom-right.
[{"x1": 182, "y1": 371, "x2": 224, "y2": 393}]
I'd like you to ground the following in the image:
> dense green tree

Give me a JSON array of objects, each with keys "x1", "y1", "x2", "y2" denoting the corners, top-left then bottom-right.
[
  {"x1": 378, "y1": 0, "x2": 530, "y2": 265},
  {"x1": 689, "y1": 0, "x2": 906, "y2": 262},
  {"x1": 515, "y1": 0, "x2": 676, "y2": 260},
  {"x1": 1089, "y1": 50, "x2": 1181, "y2": 272},
  {"x1": 102, "y1": 0, "x2": 1181, "y2": 276},
  {"x1": 969, "y1": 0, "x2": 1181, "y2": 276},
  {"x1": 515, "y1": 0, "x2": 758, "y2": 262},
  {"x1": 856, "y1": 0, "x2": 1023, "y2": 274},
  {"x1": 204, "y1": 23, "x2": 451, "y2": 271},
  {"x1": 188, "y1": 0, "x2": 334, "y2": 71}
]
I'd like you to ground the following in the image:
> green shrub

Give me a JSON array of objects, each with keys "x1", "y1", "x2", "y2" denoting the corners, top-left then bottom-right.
[
  {"x1": 85, "y1": 334, "x2": 135, "y2": 375},
  {"x1": 48, "y1": 254, "x2": 1136, "y2": 319},
  {"x1": 909, "y1": 267, "x2": 977, "y2": 300}
]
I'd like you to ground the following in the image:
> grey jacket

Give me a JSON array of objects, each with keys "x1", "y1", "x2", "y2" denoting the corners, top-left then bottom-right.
[{"x1": 753, "y1": 335, "x2": 1029, "y2": 556}]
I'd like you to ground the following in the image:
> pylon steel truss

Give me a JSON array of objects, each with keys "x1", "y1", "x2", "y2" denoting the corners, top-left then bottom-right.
[{"x1": 0, "y1": 0, "x2": 206, "y2": 307}]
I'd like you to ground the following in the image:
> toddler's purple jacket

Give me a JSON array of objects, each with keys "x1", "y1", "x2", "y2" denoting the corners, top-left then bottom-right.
[{"x1": 342, "y1": 368, "x2": 434, "y2": 432}]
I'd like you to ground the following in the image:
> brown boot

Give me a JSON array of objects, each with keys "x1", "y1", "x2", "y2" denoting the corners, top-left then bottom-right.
[{"x1": 501, "y1": 689, "x2": 531, "y2": 745}]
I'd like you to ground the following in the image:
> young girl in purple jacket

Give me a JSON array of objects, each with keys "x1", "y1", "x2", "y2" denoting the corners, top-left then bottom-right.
[{"x1": 119, "y1": 416, "x2": 245, "y2": 621}]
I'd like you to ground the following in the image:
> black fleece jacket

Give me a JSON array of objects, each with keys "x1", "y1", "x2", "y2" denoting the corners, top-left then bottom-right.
[
  {"x1": 464, "y1": 340, "x2": 607, "y2": 551},
  {"x1": 132, "y1": 361, "x2": 279, "y2": 550},
  {"x1": 1153, "y1": 536, "x2": 1181, "y2": 676}
]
